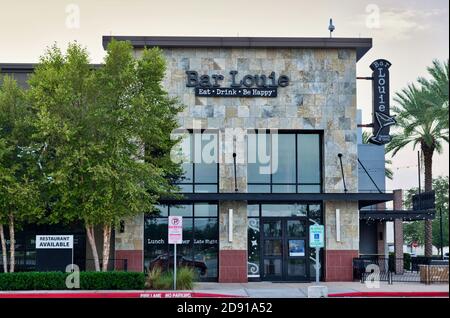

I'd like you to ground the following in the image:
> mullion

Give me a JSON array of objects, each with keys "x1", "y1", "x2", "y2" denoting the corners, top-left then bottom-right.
[
  {"x1": 295, "y1": 134, "x2": 299, "y2": 193},
  {"x1": 270, "y1": 132, "x2": 273, "y2": 193}
]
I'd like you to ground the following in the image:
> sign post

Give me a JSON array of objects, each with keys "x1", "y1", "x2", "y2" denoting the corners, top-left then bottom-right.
[
  {"x1": 168, "y1": 216, "x2": 183, "y2": 290},
  {"x1": 309, "y1": 225, "x2": 324, "y2": 284}
]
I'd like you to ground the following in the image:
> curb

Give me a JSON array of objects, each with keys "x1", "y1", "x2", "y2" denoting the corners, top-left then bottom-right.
[
  {"x1": 0, "y1": 291, "x2": 245, "y2": 298},
  {"x1": 328, "y1": 291, "x2": 449, "y2": 298}
]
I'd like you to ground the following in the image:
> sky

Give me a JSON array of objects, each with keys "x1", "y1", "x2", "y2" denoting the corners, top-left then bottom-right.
[{"x1": 0, "y1": 0, "x2": 448, "y2": 191}]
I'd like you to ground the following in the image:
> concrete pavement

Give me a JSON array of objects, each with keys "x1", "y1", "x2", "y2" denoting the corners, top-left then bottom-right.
[
  {"x1": 193, "y1": 281, "x2": 450, "y2": 298},
  {"x1": 0, "y1": 282, "x2": 448, "y2": 298}
]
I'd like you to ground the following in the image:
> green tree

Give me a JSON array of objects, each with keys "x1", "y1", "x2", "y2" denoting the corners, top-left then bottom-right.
[
  {"x1": 418, "y1": 60, "x2": 449, "y2": 129},
  {"x1": 403, "y1": 176, "x2": 449, "y2": 252},
  {"x1": 0, "y1": 76, "x2": 44, "y2": 272},
  {"x1": 29, "y1": 41, "x2": 183, "y2": 271},
  {"x1": 387, "y1": 59, "x2": 449, "y2": 257}
]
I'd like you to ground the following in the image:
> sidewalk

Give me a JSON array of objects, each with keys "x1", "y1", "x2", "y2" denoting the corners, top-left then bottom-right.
[
  {"x1": 193, "y1": 281, "x2": 450, "y2": 298},
  {"x1": 0, "y1": 282, "x2": 448, "y2": 298}
]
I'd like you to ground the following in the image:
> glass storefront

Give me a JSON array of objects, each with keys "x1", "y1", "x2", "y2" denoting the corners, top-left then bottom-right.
[
  {"x1": 144, "y1": 203, "x2": 219, "y2": 281},
  {"x1": 247, "y1": 203, "x2": 324, "y2": 281},
  {"x1": 0, "y1": 224, "x2": 86, "y2": 271}
]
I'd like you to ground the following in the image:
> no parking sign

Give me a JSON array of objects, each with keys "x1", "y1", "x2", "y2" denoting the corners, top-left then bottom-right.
[{"x1": 168, "y1": 216, "x2": 183, "y2": 244}]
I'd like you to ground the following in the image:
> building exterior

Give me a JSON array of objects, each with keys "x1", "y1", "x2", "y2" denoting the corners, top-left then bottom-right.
[{"x1": 1, "y1": 36, "x2": 397, "y2": 282}]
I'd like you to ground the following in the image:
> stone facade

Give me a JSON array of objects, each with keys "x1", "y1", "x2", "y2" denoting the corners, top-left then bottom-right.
[
  {"x1": 130, "y1": 46, "x2": 360, "y2": 281},
  {"x1": 218, "y1": 201, "x2": 247, "y2": 282},
  {"x1": 135, "y1": 47, "x2": 359, "y2": 194},
  {"x1": 324, "y1": 201, "x2": 359, "y2": 250},
  {"x1": 219, "y1": 201, "x2": 247, "y2": 251},
  {"x1": 324, "y1": 201, "x2": 359, "y2": 281},
  {"x1": 114, "y1": 214, "x2": 144, "y2": 272}
]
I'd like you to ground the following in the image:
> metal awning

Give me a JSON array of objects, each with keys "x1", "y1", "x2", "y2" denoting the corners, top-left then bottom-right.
[
  {"x1": 160, "y1": 192, "x2": 393, "y2": 209},
  {"x1": 360, "y1": 209, "x2": 436, "y2": 221}
]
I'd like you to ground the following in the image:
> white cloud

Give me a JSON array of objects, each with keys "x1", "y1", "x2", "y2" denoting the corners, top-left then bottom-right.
[{"x1": 353, "y1": 7, "x2": 448, "y2": 41}]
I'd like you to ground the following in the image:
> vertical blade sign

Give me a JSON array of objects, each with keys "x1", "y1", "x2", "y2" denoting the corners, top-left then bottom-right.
[{"x1": 369, "y1": 59, "x2": 396, "y2": 145}]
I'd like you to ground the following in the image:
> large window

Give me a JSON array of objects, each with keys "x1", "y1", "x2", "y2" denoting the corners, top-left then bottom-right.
[
  {"x1": 144, "y1": 203, "x2": 218, "y2": 281},
  {"x1": 176, "y1": 133, "x2": 218, "y2": 193},
  {"x1": 247, "y1": 132, "x2": 322, "y2": 193},
  {"x1": 0, "y1": 224, "x2": 86, "y2": 272}
]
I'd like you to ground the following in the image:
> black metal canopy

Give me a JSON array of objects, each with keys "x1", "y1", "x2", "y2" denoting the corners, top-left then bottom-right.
[{"x1": 160, "y1": 192, "x2": 393, "y2": 209}]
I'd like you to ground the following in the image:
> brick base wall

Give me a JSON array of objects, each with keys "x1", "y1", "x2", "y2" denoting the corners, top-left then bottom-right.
[
  {"x1": 115, "y1": 250, "x2": 143, "y2": 272},
  {"x1": 219, "y1": 250, "x2": 247, "y2": 283},
  {"x1": 325, "y1": 250, "x2": 358, "y2": 281}
]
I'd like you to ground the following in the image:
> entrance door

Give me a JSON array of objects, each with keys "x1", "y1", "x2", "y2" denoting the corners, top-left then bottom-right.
[{"x1": 261, "y1": 218, "x2": 308, "y2": 281}]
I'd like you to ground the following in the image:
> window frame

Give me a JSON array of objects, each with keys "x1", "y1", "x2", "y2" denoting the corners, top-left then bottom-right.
[
  {"x1": 144, "y1": 202, "x2": 219, "y2": 281},
  {"x1": 175, "y1": 130, "x2": 220, "y2": 193},
  {"x1": 247, "y1": 130, "x2": 323, "y2": 193}
]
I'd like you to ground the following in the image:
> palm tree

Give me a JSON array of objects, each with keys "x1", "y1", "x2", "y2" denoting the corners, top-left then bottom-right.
[
  {"x1": 419, "y1": 59, "x2": 449, "y2": 129},
  {"x1": 387, "y1": 59, "x2": 449, "y2": 257}
]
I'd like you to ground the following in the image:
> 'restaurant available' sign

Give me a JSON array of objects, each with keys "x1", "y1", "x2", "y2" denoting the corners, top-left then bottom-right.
[
  {"x1": 186, "y1": 70, "x2": 289, "y2": 97},
  {"x1": 369, "y1": 59, "x2": 396, "y2": 145},
  {"x1": 35, "y1": 235, "x2": 74, "y2": 271},
  {"x1": 36, "y1": 235, "x2": 73, "y2": 249}
]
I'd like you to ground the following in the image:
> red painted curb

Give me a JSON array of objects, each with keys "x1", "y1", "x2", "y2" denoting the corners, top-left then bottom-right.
[
  {"x1": 329, "y1": 292, "x2": 449, "y2": 298},
  {"x1": 0, "y1": 291, "x2": 244, "y2": 299}
]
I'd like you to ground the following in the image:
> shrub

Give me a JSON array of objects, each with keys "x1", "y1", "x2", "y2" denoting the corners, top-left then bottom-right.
[
  {"x1": 150, "y1": 267, "x2": 196, "y2": 290},
  {"x1": 403, "y1": 253, "x2": 412, "y2": 270},
  {"x1": 388, "y1": 252, "x2": 413, "y2": 271},
  {"x1": 0, "y1": 272, "x2": 66, "y2": 291},
  {"x1": 145, "y1": 267, "x2": 163, "y2": 289},
  {"x1": 176, "y1": 267, "x2": 196, "y2": 290},
  {"x1": 0, "y1": 271, "x2": 145, "y2": 290},
  {"x1": 153, "y1": 271, "x2": 173, "y2": 290},
  {"x1": 79, "y1": 272, "x2": 144, "y2": 290}
]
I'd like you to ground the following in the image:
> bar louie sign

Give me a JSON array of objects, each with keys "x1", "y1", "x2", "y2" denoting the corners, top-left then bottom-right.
[
  {"x1": 368, "y1": 59, "x2": 396, "y2": 145},
  {"x1": 186, "y1": 70, "x2": 289, "y2": 97}
]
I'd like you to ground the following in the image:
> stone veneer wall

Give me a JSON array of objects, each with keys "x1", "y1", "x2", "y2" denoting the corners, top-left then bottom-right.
[
  {"x1": 218, "y1": 201, "x2": 248, "y2": 282},
  {"x1": 136, "y1": 47, "x2": 359, "y2": 194},
  {"x1": 127, "y1": 47, "x2": 359, "y2": 281},
  {"x1": 114, "y1": 214, "x2": 144, "y2": 272},
  {"x1": 324, "y1": 201, "x2": 359, "y2": 281}
]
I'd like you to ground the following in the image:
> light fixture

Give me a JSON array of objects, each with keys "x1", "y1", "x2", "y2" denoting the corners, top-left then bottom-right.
[
  {"x1": 336, "y1": 209, "x2": 341, "y2": 242},
  {"x1": 228, "y1": 209, "x2": 233, "y2": 242}
]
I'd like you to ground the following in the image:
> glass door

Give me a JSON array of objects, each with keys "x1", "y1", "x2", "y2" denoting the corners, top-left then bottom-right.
[
  {"x1": 261, "y1": 218, "x2": 308, "y2": 281},
  {"x1": 262, "y1": 219, "x2": 283, "y2": 280},
  {"x1": 284, "y1": 219, "x2": 308, "y2": 280}
]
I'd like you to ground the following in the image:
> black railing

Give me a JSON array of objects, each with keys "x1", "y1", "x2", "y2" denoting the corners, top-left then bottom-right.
[{"x1": 353, "y1": 256, "x2": 449, "y2": 284}]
